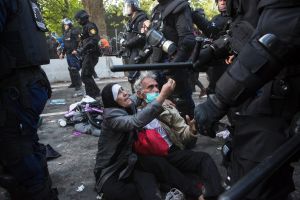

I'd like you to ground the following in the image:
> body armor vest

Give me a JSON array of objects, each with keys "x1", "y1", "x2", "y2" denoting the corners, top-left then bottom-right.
[
  {"x1": 258, "y1": 0, "x2": 300, "y2": 10},
  {"x1": 126, "y1": 12, "x2": 147, "y2": 47},
  {"x1": 63, "y1": 28, "x2": 78, "y2": 54},
  {"x1": 0, "y1": 0, "x2": 49, "y2": 68}
]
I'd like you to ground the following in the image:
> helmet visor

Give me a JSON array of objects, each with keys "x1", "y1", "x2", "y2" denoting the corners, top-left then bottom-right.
[{"x1": 123, "y1": 3, "x2": 133, "y2": 16}]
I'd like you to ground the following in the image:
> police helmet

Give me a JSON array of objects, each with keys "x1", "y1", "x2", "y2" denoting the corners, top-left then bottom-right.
[
  {"x1": 215, "y1": 0, "x2": 226, "y2": 4},
  {"x1": 74, "y1": 10, "x2": 89, "y2": 25},
  {"x1": 62, "y1": 18, "x2": 73, "y2": 25},
  {"x1": 123, "y1": 0, "x2": 140, "y2": 16}
]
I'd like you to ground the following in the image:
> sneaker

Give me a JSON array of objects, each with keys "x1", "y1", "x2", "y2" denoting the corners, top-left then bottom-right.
[
  {"x1": 68, "y1": 84, "x2": 75, "y2": 88},
  {"x1": 165, "y1": 188, "x2": 185, "y2": 200}
]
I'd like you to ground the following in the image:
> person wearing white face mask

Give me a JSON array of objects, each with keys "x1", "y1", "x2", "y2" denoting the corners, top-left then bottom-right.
[{"x1": 133, "y1": 72, "x2": 224, "y2": 200}]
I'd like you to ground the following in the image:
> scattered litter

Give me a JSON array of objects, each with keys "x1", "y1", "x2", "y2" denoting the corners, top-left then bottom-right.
[
  {"x1": 76, "y1": 184, "x2": 85, "y2": 192},
  {"x1": 49, "y1": 99, "x2": 66, "y2": 105},
  {"x1": 73, "y1": 131, "x2": 82, "y2": 136},
  {"x1": 74, "y1": 122, "x2": 101, "y2": 137},
  {"x1": 165, "y1": 188, "x2": 185, "y2": 200},
  {"x1": 58, "y1": 119, "x2": 67, "y2": 127},
  {"x1": 58, "y1": 162, "x2": 63, "y2": 165},
  {"x1": 69, "y1": 95, "x2": 96, "y2": 111},
  {"x1": 216, "y1": 129, "x2": 231, "y2": 139},
  {"x1": 217, "y1": 146, "x2": 222, "y2": 150}
]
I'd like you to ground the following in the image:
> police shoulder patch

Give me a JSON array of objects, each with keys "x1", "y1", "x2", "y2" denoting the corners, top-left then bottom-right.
[{"x1": 90, "y1": 29, "x2": 96, "y2": 35}]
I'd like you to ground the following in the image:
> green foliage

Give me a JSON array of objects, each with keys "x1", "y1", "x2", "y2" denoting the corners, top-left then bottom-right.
[
  {"x1": 40, "y1": 0, "x2": 83, "y2": 35},
  {"x1": 40, "y1": 0, "x2": 219, "y2": 37},
  {"x1": 140, "y1": 0, "x2": 157, "y2": 16},
  {"x1": 189, "y1": 0, "x2": 219, "y2": 19},
  {"x1": 104, "y1": 1, "x2": 126, "y2": 37}
]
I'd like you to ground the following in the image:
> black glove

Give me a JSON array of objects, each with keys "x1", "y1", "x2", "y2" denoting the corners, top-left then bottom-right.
[
  {"x1": 192, "y1": 8, "x2": 206, "y2": 22},
  {"x1": 194, "y1": 95, "x2": 227, "y2": 138},
  {"x1": 210, "y1": 35, "x2": 231, "y2": 58}
]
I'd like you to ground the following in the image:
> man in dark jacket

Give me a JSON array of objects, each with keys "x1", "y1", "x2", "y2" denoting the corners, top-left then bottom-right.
[
  {"x1": 74, "y1": 10, "x2": 101, "y2": 99},
  {"x1": 60, "y1": 18, "x2": 83, "y2": 96},
  {"x1": 121, "y1": 0, "x2": 148, "y2": 93},
  {"x1": 133, "y1": 72, "x2": 224, "y2": 200},
  {"x1": 194, "y1": 1, "x2": 300, "y2": 199}
]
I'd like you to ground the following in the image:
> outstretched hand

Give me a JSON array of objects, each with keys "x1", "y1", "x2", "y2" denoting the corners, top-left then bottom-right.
[{"x1": 186, "y1": 115, "x2": 197, "y2": 134}]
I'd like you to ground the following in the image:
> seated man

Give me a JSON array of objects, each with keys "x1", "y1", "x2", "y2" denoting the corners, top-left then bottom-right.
[{"x1": 133, "y1": 72, "x2": 224, "y2": 200}]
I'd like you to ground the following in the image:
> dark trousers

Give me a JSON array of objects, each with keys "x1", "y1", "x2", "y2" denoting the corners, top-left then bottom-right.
[
  {"x1": 67, "y1": 54, "x2": 82, "y2": 89},
  {"x1": 0, "y1": 77, "x2": 57, "y2": 200},
  {"x1": 138, "y1": 149, "x2": 224, "y2": 198},
  {"x1": 66, "y1": 54, "x2": 82, "y2": 89},
  {"x1": 102, "y1": 169, "x2": 161, "y2": 200},
  {"x1": 81, "y1": 53, "x2": 100, "y2": 98}
]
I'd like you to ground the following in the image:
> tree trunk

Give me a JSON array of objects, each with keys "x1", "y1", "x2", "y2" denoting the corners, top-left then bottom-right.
[{"x1": 82, "y1": 0, "x2": 107, "y2": 36}]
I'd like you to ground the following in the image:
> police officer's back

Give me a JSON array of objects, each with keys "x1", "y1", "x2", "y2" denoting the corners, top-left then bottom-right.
[{"x1": 0, "y1": 0, "x2": 57, "y2": 199}]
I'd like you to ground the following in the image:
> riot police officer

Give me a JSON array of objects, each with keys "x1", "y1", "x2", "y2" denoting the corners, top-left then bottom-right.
[
  {"x1": 121, "y1": 0, "x2": 148, "y2": 93},
  {"x1": 60, "y1": 18, "x2": 83, "y2": 96},
  {"x1": 74, "y1": 10, "x2": 101, "y2": 99},
  {"x1": 146, "y1": 0, "x2": 196, "y2": 118},
  {"x1": 0, "y1": 0, "x2": 58, "y2": 199},
  {"x1": 194, "y1": 0, "x2": 300, "y2": 199},
  {"x1": 193, "y1": 0, "x2": 230, "y2": 40},
  {"x1": 192, "y1": 0, "x2": 231, "y2": 95}
]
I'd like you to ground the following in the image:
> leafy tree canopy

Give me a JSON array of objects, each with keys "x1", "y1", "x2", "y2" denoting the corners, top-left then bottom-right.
[
  {"x1": 40, "y1": 0, "x2": 83, "y2": 35},
  {"x1": 41, "y1": 0, "x2": 218, "y2": 36}
]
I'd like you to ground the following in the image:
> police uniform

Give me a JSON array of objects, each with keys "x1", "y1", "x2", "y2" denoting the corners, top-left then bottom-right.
[
  {"x1": 192, "y1": 8, "x2": 231, "y2": 94},
  {"x1": 124, "y1": 11, "x2": 148, "y2": 90},
  {"x1": 0, "y1": 0, "x2": 57, "y2": 199},
  {"x1": 194, "y1": 0, "x2": 300, "y2": 199},
  {"x1": 150, "y1": 0, "x2": 196, "y2": 118},
  {"x1": 75, "y1": 11, "x2": 101, "y2": 98},
  {"x1": 62, "y1": 26, "x2": 82, "y2": 90}
]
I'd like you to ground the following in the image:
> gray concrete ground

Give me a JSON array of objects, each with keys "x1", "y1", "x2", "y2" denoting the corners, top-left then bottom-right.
[{"x1": 0, "y1": 76, "x2": 299, "y2": 200}]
